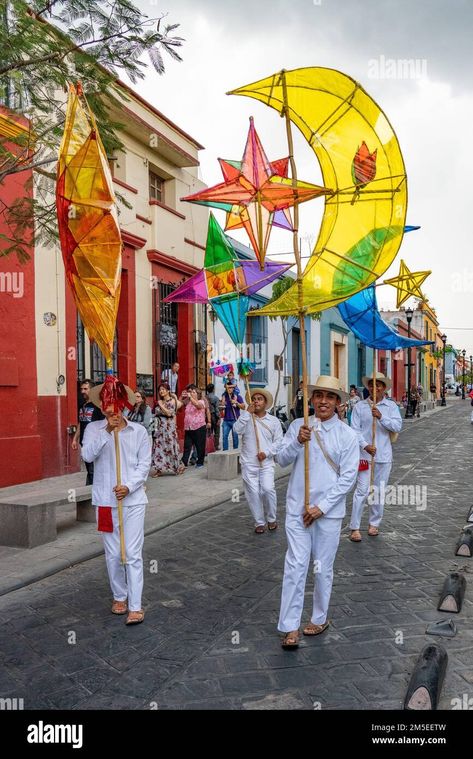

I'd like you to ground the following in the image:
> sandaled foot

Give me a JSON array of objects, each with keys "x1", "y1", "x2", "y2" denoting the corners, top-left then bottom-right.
[
  {"x1": 268, "y1": 521, "x2": 278, "y2": 531},
  {"x1": 281, "y1": 630, "x2": 300, "y2": 649},
  {"x1": 255, "y1": 525, "x2": 265, "y2": 534},
  {"x1": 126, "y1": 610, "x2": 145, "y2": 625},
  {"x1": 303, "y1": 621, "x2": 330, "y2": 636},
  {"x1": 368, "y1": 525, "x2": 379, "y2": 537},
  {"x1": 111, "y1": 599, "x2": 127, "y2": 615},
  {"x1": 349, "y1": 530, "x2": 362, "y2": 542}
]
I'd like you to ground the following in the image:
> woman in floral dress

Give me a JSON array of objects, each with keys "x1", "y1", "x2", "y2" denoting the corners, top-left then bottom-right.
[{"x1": 151, "y1": 382, "x2": 184, "y2": 476}]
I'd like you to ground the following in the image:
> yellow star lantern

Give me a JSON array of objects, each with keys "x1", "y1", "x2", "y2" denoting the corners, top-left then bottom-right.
[{"x1": 384, "y1": 260, "x2": 431, "y2": 308}]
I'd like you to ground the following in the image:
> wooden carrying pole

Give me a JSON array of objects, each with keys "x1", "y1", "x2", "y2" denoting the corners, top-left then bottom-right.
[
  {"x1": 244, "y1": 375, "x2": 262, "y2": 467},
  {"x1": 114, "y1": 428, "x2": 126, "y2": 564},
  {"x1": 226, "y1": 384, "x2": 238, "y2": 420},
  {"x1": 370, "y1": 349, "x2": 377, "y2": 489},
  {"x1": 281, "y1": 70, "x2": 310, "y2": 514}
]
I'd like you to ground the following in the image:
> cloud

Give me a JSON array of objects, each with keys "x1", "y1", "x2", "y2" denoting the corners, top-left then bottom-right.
[{"x1": 132, "y1": 0, "x2": 473, "y2": 349}]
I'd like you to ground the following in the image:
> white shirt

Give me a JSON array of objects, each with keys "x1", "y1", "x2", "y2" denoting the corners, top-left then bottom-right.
[
  {"x1": 275, "y1": 415, "x2": 359, "y2": 518},
  {"x1": 350, "y1": 397, "x2": 402, "y2": 463},
  {"x1": 233, "y1": 410, "x2": 284, "y2": 466},
  {"x1": 161, "y1": 369, "x2": 178, "y2": 394},
  {"x1": 81, "y1": 419, "x2": 151, "y2": 507}
]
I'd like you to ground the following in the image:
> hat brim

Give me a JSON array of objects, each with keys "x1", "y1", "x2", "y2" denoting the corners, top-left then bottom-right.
[
  {"x1": 88, "y1": 382, "x2": 136, "y2": 410},
  {"x1": 362, "y1": 375, "x2": 392, "y2": 391},
  {"x1": 249, "y1": 388, "x2": 273, "y2": 409},
  {"x1": 309, "y1": 384, "x2": 349, "y2": 403}
]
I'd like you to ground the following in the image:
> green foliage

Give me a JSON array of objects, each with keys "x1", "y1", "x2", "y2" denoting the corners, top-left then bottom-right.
[
  {"x1": 0, "y1": 0, "x2": 184, "y2": 259},
  {"x1": 268, "y1": 276, "x2": 320, "y2": 321}
]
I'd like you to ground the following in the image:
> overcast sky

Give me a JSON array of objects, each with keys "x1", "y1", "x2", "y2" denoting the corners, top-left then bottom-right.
[{"x1": 131, "y1": 0, "x2": 473, "y2": 352}]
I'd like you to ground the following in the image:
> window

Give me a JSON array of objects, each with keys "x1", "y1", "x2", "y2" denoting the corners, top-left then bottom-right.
[
  {"x1": 149, "y1": 171, "x2": 164, "y2": 202},
  {"x1": 246, "y1": 301, "x2": 267, "y2": 384},
  {"x1": 154, "y1": 281, "x2": 178, "y2": 392}
]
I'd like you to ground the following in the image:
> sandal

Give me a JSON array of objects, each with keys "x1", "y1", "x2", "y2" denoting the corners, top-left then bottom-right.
[
  {"x1": 349, "y1": 530, "x2": 362, "y2": 542},
  {"x1": 368, "y1": 525, "x2": 379, "y2": 537},
  {"x1": 281, "y1": 630, "x2": 300, "y2": 649},
  {"x1": 303, "y1": 621, "x2": 330, "y2": 636},
  {"x1": 254, "y1": 525, "x2": 265, "y2": 534},
  {"x1": 268, "y1": 522, "x2": 278, "y2": 531},
  {"x1": 125, "y1": 610, "x2": 145, "y2": 625},
  {"x1": 111, "y1": 599, "x2": 127, "y2": 615}
]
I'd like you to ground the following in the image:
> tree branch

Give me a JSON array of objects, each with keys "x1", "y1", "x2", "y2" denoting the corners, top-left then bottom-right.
[{"x1": 0, "y1": 155, "x2": 56, "y2": 182}]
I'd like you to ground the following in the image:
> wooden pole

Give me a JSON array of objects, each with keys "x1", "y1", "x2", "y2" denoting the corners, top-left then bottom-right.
[
  {"x1": 370, "y1": 348, "x2": 377, "y2": 489},
  {"x1": 281, "y1": 70, "x2": 310, "y2": 515},
  {"x1": 244, "y1": 375, "x2": 262, "y2": 467},
  {"x1": 114, "y1": 428, "x2": 126, "y2": 564},
  {"x1": 256, "y1": 190, "x2": 265, "y2": 271}
]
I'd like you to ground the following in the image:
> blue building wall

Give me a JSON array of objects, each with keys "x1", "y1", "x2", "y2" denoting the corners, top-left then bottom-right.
[
  {"x1": 319, "y1": 307, "x2": 374, "y2": 389},
  {"x1": 287, "y1": 315, "x2": 312, "y2": 383}
]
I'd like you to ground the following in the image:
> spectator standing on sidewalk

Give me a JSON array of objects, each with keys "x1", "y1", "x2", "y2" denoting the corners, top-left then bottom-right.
[
  {"x1": 151, "y1": 382, "x2": 184, "y2": 476},
  {"x1": 125, "y1": 389, "x2": 153, "y2": 440},
  {"x1": 72, "y1": 379, "x2": 104, "y2": 485},
  {"x1": 161, "y1": 361, "x2": 180, "y2": 395},
  {"x1": 220, "y1": 379, "x2": 245, "y2": 451},
  {"x1": 180, "y1": 385, "x2": 207, "y2": 468},
  {"x1": 410, "y1": 387, "x2": 420, "y2": 418},
  {"x1": 206, "y1": 383, "x2": 221, "y2": 450},
  {"x1": 347, "y1": 386, "x2": 360, "y2": 426},
  {"x1": 81, "y1": 381, "x2": 151, "y2": 626}
]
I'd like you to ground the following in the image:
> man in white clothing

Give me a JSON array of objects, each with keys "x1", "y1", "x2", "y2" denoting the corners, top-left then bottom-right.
[
  {"x1": 161, "y1": 361, "x2": 179, "y2": 394},
  {"x1": 275, "y1": 376, "x2": 359, "y2": 649},
  {"x1": 349, "y1": 372, "x2": 402, "y2": 541},
  {"x1": 82, "y1": 381, "x2": 151, "y2": 625},
  {"x1": 233, "y1": 388, "x2": 283, "y2": 534}
]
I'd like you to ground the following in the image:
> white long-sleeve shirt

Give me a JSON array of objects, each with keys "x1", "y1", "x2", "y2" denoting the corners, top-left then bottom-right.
[
  {"x1": 81, "y1": 419, "x2": 151, "y2": 507},
  {"x1": 350, "y1": 397, "x2": 402, "y2": 463},
  {"x1": 233, "y1": 410, "x2": 284, "y2": 467},
  {"x1": 275, "y1": 414, "x2": 359, "y2": 518}
]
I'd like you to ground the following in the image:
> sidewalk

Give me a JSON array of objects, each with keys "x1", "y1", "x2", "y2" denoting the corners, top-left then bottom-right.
[{"x1": 0, "y1": 455, "x2": 290, "y2": 597}]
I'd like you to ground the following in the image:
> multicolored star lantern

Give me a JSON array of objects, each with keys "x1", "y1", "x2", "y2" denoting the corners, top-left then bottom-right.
[
  {"x1": 384, "y1": 259, "x2": 431, "y2": 308},
  {"x1": 181, "y1": 117, "x2": 330, "y2": 268},
  {"x1": 163, "y1": 212, "x2": 291, "y2": 305}
]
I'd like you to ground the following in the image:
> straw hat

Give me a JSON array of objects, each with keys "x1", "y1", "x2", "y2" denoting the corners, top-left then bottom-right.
[
  {"x1": 307, "y1": 375, "x2": 349, "y2": 403},
  {"x1": 362, "y1": 372, "x2": 392, "y2": 392},
  {"x1": 247, "y1": 387, "x2": 274, "y2": 409},
  {"x1": 88, "y1": 381, "x2": 136, "y2": 410}
]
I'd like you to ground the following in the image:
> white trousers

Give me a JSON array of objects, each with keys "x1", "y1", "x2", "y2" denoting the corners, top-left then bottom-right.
[
  {"x1": 100, "y1": 503, "x2": 146, "y2": 612},
  {"x1": 278, "y1": 514, "x2": 342, "y2": 632},
  {"x1": 241, "y1": 463, "x2": 277, "y2": 527},
  {"x1": 350, "y1": 461, "x2": 392, "y2": 529}
]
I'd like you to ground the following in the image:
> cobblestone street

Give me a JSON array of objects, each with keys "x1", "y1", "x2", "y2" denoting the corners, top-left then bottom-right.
[{"x1": 1, "y1": 401, "x2": 472, "y2": 710}]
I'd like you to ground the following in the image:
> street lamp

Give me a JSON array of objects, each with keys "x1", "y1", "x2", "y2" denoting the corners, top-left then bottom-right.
[
  {"x1": 441, "y1": 334, "x2": 447, "y2": 406},
  {"x1": 462, "y1": 349, "x2": 466, "y2": 399},
  {"x1": 405, "y1": 306, "x2": 414, "y2": 418}
]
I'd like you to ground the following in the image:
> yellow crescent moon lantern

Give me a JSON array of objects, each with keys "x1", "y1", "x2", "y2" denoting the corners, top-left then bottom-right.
[{"x1": 228, "y1": 67, "x2": 408, "y2": 316}]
